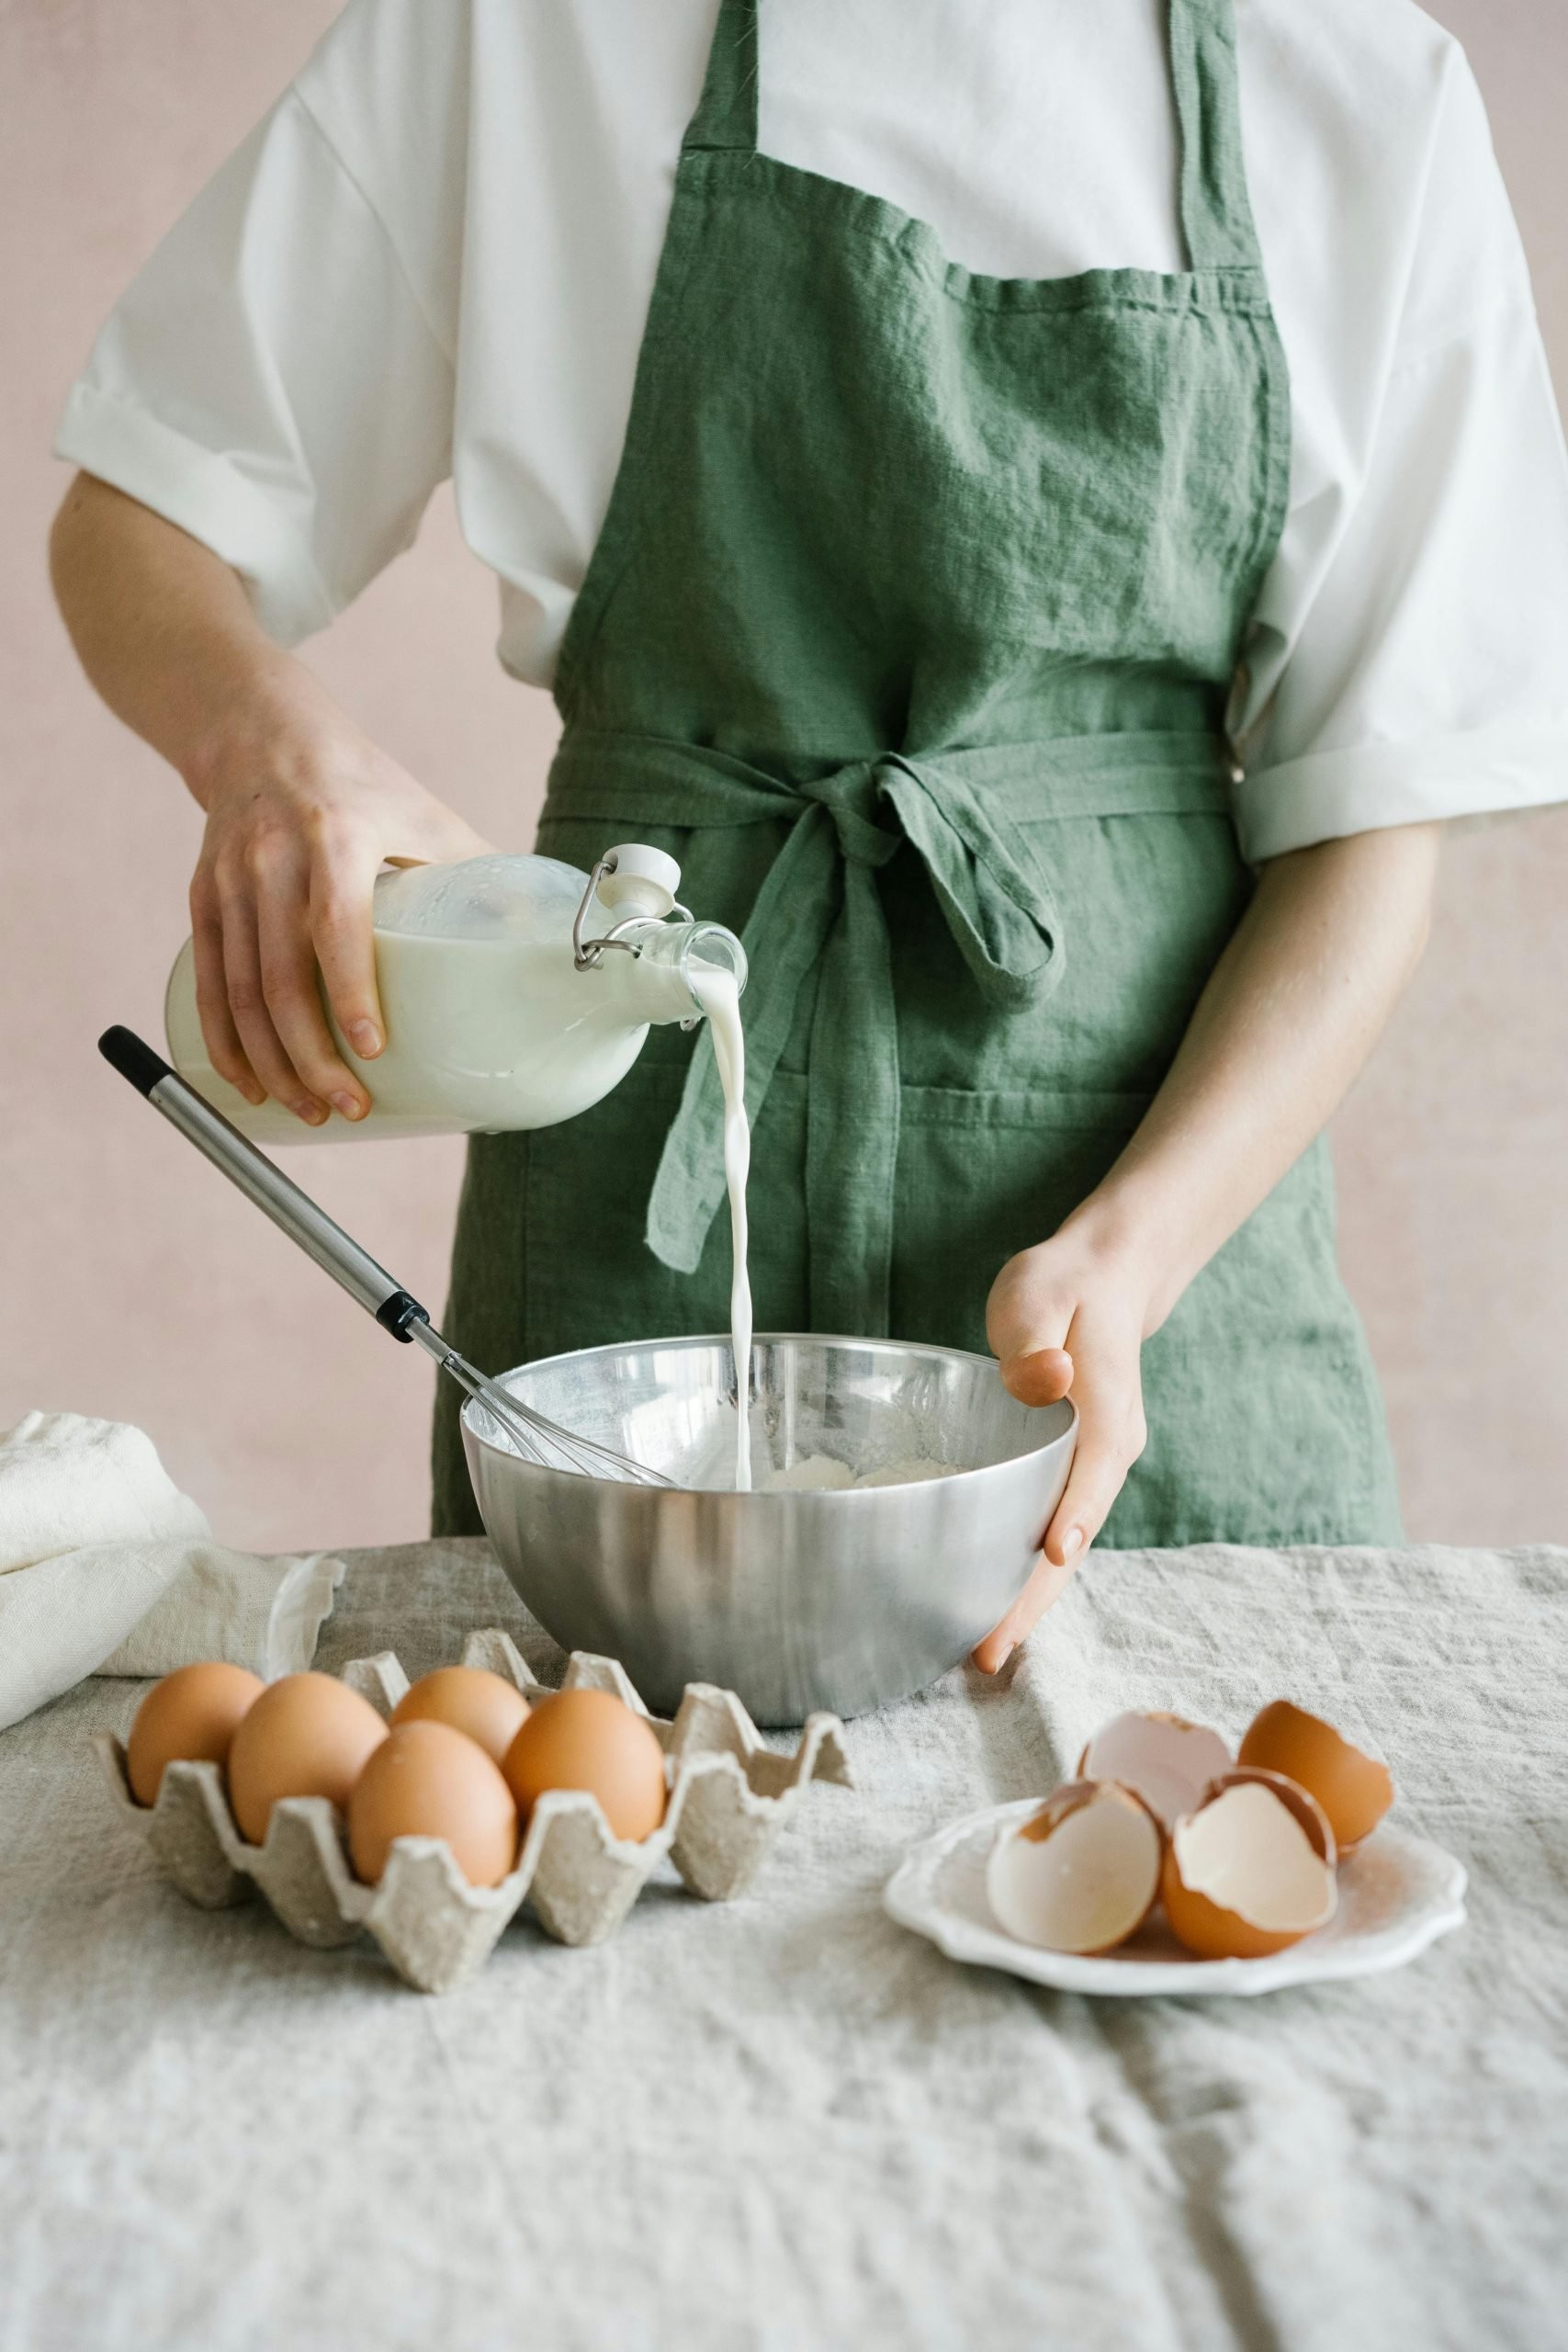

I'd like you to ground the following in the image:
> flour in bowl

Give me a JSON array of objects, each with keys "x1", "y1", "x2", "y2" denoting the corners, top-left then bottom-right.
[{"x1": 761, "y1": 1454, "x2": 964, "y2": 1492}]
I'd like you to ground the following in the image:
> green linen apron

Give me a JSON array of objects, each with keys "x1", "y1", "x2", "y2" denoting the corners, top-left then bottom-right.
[{"x1": 433, "y1": 0, "x2": 1402, "y2": 1547}]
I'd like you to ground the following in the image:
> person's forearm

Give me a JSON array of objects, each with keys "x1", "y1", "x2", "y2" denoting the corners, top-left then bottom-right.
[
  {"x1": 49, "y1": 471, "x2": 321, "y2": 802},
  {"x1": 1074, "y1": 822, "x2": 1441, "y2": 1330},
  {"x1": 978, "y1": 820, "x2": 1440, "y2": 1654},
  {"x1": 50, "y1": 472, "x2": 488, "y2": 1120}
]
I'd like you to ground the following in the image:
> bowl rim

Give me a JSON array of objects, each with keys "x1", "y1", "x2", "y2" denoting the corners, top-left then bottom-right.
[{"x1": 460, "y1": 1330, "x2": 1077, "y2": 1493}]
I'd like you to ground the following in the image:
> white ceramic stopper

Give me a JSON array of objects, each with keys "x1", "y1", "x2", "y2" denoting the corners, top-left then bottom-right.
[{"x1": 595, "y1": 844, "x2": 682, "y2": 921}]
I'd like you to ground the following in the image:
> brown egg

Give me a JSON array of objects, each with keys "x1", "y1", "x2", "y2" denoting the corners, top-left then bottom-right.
[
  {"x1": 1162, "y1": 1776, "x2": 1337, "y2": 1960},
  {"x1": 1077, "y1": 1710, "x2": 1232, "y2": 1831},
  {"x1": 987, "y1": 1780, "x2": 1164, "y2": 1954},
  {"x1": 126, "y1": 1661, "x2": 265, "y2": 1808},
  {"x1": 1238, "y1": 1699, "x2": 1394, "y2": 1849},
  {"x1": 226, "y1": 1671, "x2": 389, "y2": 1846},
  {"x1": 502, "y1": 1689, "x2": 667, "y2": 1843},
  {"x1": 390, "y1": 1666, "x2": 530, "y2": 1765},
  {"x1": 347, "y1": 1721, "x2": 519, "y2": 1888}
]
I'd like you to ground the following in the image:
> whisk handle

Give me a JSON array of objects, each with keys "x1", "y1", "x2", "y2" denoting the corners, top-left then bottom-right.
[
  {"x1": 97, "y1": 1026, "x2": 429, "y2": 1341},
  {"x1": 97, "y1": 1024, "x2": 171, "y2": 1097}
]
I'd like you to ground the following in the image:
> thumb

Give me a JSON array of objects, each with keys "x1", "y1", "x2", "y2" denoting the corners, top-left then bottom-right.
[
  {"x1": 988, "y1": 1266, "x2": 1075, "y2": 1404},
  {"x1": 999, "y1": 1346, "x2": 1074, "y2": 1406}
]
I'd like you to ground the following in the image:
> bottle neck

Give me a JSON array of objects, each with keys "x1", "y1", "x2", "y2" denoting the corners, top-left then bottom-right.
[{"x1": 605, "y1": 918, "x2": 749, "y2": 1026}]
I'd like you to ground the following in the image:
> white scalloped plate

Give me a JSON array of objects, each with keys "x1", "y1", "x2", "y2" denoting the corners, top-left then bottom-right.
[{"x1": 884, "y1": 1797, "x2": 1467, "y2": 1996}]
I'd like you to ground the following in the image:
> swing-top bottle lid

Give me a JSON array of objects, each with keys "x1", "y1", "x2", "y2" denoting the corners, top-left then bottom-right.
[{"x1": 594, "y1": 843, "x2": 682, "y2": 922}]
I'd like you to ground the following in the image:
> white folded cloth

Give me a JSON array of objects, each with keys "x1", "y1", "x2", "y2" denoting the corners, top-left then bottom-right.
[
  {"x1": 0, "y1": 1409, "x2": 209, "y2": 1565},
  {"x1": 0, "y1": 1412, "x2": 343, "y2": 1732}
]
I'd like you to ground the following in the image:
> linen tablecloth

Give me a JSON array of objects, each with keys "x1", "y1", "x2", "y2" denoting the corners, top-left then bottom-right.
[{"x1": 1, "y1": 1537, "x2": 1563, "y2": 2352}]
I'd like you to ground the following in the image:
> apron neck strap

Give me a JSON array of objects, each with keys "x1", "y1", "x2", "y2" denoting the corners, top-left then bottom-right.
[
  {"x1": 683, "y1": 0, "x2": 760, "y2": 154},
  {"x1": 1168, "y1": 0, "x2": 1265, "y2": 271},
  {"x1": 682, "y1": 0, "x2": 1263, "y2": 273}
]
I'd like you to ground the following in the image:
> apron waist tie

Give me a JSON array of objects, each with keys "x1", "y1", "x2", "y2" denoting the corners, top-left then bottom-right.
[{"x1": 544, "y1": 727, "x2": 1235, "y2": 1335}]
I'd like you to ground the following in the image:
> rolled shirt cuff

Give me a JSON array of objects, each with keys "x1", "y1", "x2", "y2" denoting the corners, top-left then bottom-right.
[
  {"x1": 53, "y1": 379, "x2": 335, "y2": 648},
  {"x1": 1234, "y1": 724, "x2": 1568, "y2": 862}
]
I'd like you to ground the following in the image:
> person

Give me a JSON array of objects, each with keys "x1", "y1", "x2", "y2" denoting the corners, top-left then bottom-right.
[{"x1": 51, "y1": 0, "x2": 1568, "y2": 1668}]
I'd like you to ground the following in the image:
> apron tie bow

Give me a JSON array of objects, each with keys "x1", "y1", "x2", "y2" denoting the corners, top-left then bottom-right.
[
  {"x1": 543, "y1": 726, "x2": 1230, "y2": 1330},
  {"x1": 796, "y1": 761, "x2": 902, "y2": 870},
  {"x1": 622, "y1": 741, "x2": 1066, "y2": 1332}
]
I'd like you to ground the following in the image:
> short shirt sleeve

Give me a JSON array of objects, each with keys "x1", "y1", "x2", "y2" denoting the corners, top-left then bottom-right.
[
  {"x1": 1233, "y1": 50, "x2": 1568, "y2": 863},
  {"x1": 53, "y1": 87, "x2": 455, "y2": 649}
]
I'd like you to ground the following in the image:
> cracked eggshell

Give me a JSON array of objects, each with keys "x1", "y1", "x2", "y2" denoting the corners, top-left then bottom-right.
[
  {"x1": 1237, "y1": 1700, "x2": 1393, "y2": 1850},
  {"x1": 987, "y1": 1780, "x2": 1164, "y2": 1955},
  {"x1": 1204, "y1": 1766, "x2": 1337, "y2": 1869},
  {"x1": 1162, "y1": 1777, "x2": 1337, "y2": 1961},
  {"x1": 1077, "y1": 1710, "x2": 1233, "y2": 1831}
]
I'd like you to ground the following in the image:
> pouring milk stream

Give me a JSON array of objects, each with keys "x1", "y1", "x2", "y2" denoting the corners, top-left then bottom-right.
[{"x1": 688, "y1": 964, "x2": 753, "y2": 1489}]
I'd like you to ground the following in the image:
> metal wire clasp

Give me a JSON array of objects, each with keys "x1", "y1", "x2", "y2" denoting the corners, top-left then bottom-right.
[
  {"x1": 572, "y1": 854, "x2": 641, "y2": 969},
  {"x1": 572, "y1": 853, "x2": 693, "y2": 971}
]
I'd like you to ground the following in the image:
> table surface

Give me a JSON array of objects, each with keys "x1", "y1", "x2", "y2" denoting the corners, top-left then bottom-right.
[{"x1": 2, "y1": 1536, "x2": 1564, "y2": 2352}]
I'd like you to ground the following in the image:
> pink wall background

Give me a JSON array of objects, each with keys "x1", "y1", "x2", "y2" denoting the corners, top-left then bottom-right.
[{"x1": 4, "y1": 1, "x2": 1565, "y2": 1553}]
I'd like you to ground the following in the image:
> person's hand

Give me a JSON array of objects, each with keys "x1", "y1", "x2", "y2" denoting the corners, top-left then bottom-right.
[
  {"x1": 971, "y1": 1213, "x2": 1154, "y2": 1672},
  {"x1": 186, "y1": 667, "x2": 491, "y2": 1125}
]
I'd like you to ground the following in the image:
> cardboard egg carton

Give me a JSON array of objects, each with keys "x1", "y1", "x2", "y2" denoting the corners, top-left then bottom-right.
[{"x1": 94, "y1": 1630, "x2": 852, "y2": 1995}]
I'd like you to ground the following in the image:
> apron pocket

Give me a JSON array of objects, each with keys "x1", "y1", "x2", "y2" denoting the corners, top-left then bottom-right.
[
  {"x1": 892, "y1": 1083, "x2": 1150, "y2": 1355},
  {"x1": 891, "y1": 1091, "x2": 1402, "y2": 1548}
]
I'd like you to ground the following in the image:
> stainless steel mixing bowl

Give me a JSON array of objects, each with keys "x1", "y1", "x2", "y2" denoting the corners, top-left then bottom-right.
[{"x1": 462, "y1": 1334, "x2": 1077, "y2": 1724}]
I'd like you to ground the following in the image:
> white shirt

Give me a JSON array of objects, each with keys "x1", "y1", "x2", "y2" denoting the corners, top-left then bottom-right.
[{"x1": 55, "y1": 0, "x2": 1568, "y2": 861}]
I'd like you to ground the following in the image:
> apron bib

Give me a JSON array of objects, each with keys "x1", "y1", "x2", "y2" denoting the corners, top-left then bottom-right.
[{"x1": 434, "y1": 0, "x2": 1402, "y2": 1548}]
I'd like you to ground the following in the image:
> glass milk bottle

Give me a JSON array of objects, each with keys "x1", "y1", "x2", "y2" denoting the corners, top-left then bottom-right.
[{"x1": 164, "y1": 843, "x2": 747, "y2": 1144}]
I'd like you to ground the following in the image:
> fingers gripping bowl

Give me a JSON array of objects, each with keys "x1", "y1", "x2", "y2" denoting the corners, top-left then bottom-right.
[{"x1": 463, "y1": 1335, "x2": 1077, "y2": 1726}]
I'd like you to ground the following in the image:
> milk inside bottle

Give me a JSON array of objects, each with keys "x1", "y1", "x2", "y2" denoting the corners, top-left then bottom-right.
[{"x1": 164, "y1": 845, "x2": 746, "y2": 1145}]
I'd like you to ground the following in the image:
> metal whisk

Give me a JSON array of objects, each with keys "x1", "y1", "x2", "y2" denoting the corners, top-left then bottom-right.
[{"x1": 97, "y1": 1028, "x2": 672, "y2": 1488}]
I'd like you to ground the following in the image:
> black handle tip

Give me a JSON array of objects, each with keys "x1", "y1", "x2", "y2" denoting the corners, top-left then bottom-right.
[
  {"x1": 376, "y1": 1290, "x2": 430, "y2": 1343},
  {"x1": 99, "y1": 1026, "x2": 175, "y2": 1098}
]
